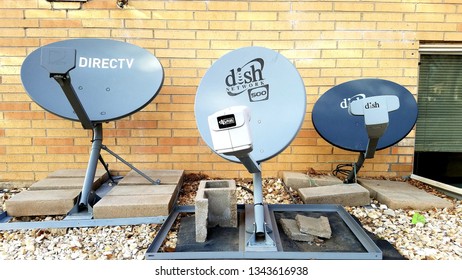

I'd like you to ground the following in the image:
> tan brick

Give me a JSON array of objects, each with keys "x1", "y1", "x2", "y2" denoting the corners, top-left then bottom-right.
[
  {"x1": 131, "y1": 129, "x2": 171, "y2": 138},
  {"x1": 152, "y1": 10, "x2": 194, "y2": 20},
  {"x1": 166, "y1": 1, "x2": 206, "y2": 11},
  {"x1": 68, "y1": 10, "x2": 110, "y2": 19},
  {"x1": 123, "y1": 19, "x2": 167, "y2": 29},
  {"x1": 33, "y1": 137, "x2": 73, "y2": 146},
  {"x1": 416, "y1": 3, "x2": 456, "y2": 13},
  {"x1": 49, "y1": 2, "x2": 81, "y2": 10},
  {"x1": 158, "y1": 137, "x2": 198, "y2": 146},
  {"x1": 195, "y1": 11, "x2": 236, "y2": 21},
  {"x1": 0, "y1": 28, "x2": 26, "y2": 37},
  {"x1": 336, "y1": 21, "x2": 377, "y2": 31},
  {"x1": 293, "y1": 2, "x2": 332, "y2": 11},
  {"x1": 207, "y1": 1, "x2": 248, "y2": 11},
  {"x1": 236, "y1": 12, "x2": 277, "y2": 21},
  {"x1": 69, "y1": 28, "x2": 111, "y2": 38},
  {"x1": 375, "y1": 3, "x2": 416, "y2": 13},
  {"x1": 7, "y1": 146, "x2": 46, "y2": 154},
  {"x1": 25, "y1": 9, "x2": 67, "y2": 19},
  {"x1": 111, "y1": 29, "x2": 153, "y2": 38},
  {"x1": 334, "y1": 2, "x2": 374, "y2": 12}
]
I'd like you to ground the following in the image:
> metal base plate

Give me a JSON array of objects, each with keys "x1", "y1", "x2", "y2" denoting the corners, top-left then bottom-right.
[{"x1": 145, "y1": 204, "x2": 382, "y2": 260}]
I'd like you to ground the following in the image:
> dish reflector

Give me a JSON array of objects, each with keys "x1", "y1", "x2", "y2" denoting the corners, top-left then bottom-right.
[
  {"x1": 312, "y1": 79, "x2": 417, "y2": 152},
  {"x1": 194, "y1": 46, "x2": 306, "y2": 163},
  {"x1": 21, "y1": 39, "x2": 164, "y2": 123}
]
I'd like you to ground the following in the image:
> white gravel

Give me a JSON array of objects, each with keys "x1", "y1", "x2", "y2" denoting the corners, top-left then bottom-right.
[{"x1": 1, "y1": 176, "x2": 461, "y2": 260}]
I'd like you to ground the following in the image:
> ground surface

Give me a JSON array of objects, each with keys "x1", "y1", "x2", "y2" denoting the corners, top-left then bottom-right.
[{"x1": 0, "y1": 172, "x2": 461, "y2": 260}]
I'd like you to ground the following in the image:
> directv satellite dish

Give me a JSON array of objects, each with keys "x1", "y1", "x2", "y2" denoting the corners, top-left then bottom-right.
[
  {"x1": 312, "y1": 78, "x2": 418, "y2": 182},
  {"x1": 194, "y1": 46, "x2": 306, "y2": 250},
  {"x1": 21, "y1": 38, "x2": 163, "y2": 123},
  {"x1": 20, "y1": 39, "x2": 164, "y2": 215}
]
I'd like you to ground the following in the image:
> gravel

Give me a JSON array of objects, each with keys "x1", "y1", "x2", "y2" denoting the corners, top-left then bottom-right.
[{"x1": 1, "y1": 174, "x2": 461, "y2": 260}]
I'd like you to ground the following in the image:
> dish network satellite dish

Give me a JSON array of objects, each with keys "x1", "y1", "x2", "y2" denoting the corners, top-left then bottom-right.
[
  {"x1": 194, "y1": 46, "x2": 306, "y2": 250},
  {"x1": 312, "y1": 79, "x2": 418, "y2": 183},
  {"x1": 20, "y1": 38, "x2": 164, "y2": 216}
]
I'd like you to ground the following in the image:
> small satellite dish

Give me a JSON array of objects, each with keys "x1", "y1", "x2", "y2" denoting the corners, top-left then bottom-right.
[
  {"x1": 312, "y1": 78, "x2": 418, "y2": 182},
  {"x1": 312, "y1": 79, "x2": 417, "y2": 152},
  {"x1": 195, "y1": 46, "x2": 306, "y2": 164},
  {"x1": 21, "y1": 38, "x2": 164, "y2": 123}
]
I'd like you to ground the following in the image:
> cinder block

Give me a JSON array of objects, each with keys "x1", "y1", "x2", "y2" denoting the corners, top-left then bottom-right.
[
  {"x1": 195, "y1": 180, "x2": 237, "y2": 242},
  {"x1": 195, "y1": 194, "x2": 209, "y2": 243},
  {"x1": 298, "y1": 183, "x2": 370, "y2": 206},
  {"x1": 5, "y1": 189, "x2": 81, "y2": 217},
  {"x1": 282, "y1": 171, "x2": 342, "y2": 191}
]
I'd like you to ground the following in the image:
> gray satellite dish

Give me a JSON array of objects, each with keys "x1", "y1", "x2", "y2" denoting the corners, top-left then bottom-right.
[
  {"x1": 20, "y1": 39, "x2": 164, "y2": 215},
  {"x1": 194, "y1": 46, "x2": 306, "y2": 250},
  {"x1": 195, "y1": 46, "x2": 306, "y2": 164},
  {"x1": 21, "y1": 38, "x2": 163, "y2": 123}
]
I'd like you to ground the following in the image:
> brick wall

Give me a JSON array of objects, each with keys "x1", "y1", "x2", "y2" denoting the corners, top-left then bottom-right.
[{"x1": 0, "y1": 0, "x2": 461, "y2": 181}]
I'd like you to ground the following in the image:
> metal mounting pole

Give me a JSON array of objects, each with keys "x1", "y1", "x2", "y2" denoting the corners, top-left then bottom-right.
[
  {"x1": 252, "y1": 171, "x2": 265, "y2": 236},
  {"x1": 345, "y1": 152, "x2": 365, "y2": 184},
  {"x1": 236, "y1": 156, "x2": 276, "y2": 251},
  {"x1": 78, "y1": 123, "x2": 103, "y2": 211}
]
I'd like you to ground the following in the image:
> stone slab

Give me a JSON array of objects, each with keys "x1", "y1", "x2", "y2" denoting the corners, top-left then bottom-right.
[
  {"x1": 279, "y1": 218, "x2": 315, "y2": 242},
  {"x1": 357, "y1": 179, "x2": 454, "y2": 210},
  {"x1": 92, "y1": 194, "x2": 173, "y2": 218},
  {"x1": 5, "y1": 189, "x2": 81, "y2": 217},
  {"x1": 105, "y1": 184, "x2": 178, "y2": 196},
  {"x1": 28, "y1": 177, "x2": 101, "y2": 191},
  {"x1": 298, "y1": 183, "x2": 370, "y2": 206},
  {"x1": 117, "y1": 169, "x2": 184, "y2": 186},
  {"x1": 282, "y1": 171, "x2": 342, "y2": 191},
  {"x1": 295, "y1": 214, "x2": 332, "y2": 239},
  {"x1": 91, "y1": 169, "x2": 184, "y2": 219},
  {"x1": 47, "y1": 169, "x2": 108, "y2": 179}
]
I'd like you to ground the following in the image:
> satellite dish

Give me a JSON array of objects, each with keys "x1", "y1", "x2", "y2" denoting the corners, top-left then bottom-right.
[
  {"x1": 21, "y1": 38, "x2": 164, "y2": 123},
  {"x1": 194, "y1": 46, "x2": 306, "y2": 250},
  {"x1": 195, "y1": 46, "x2": 306, "y2": 164},
  {"x1": 20, "y1": 38, "x2": 164, "y2": 214},
  {"x1": 312, "y1": 78, "x2": 417, "y2": 152},
  {"x1": 312, "y1": 78, "x2": 418, "y2": 183}
]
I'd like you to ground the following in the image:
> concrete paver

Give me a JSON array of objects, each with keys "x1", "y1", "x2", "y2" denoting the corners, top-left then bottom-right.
[
  {"x1": 282, "y1": 171, "x2": 342, "y2": 191},
  {"x1": 105, "y1": 184, "x2": 178, "y2": 196},
  {"x1": 28, "y1": 177, "x2": 100, "y2": 191},
  {"x1": 298, "y1": 183, "x2": 371, "y2": 206},
  {"x1": 93, "y1": 169, "x2": 184, "y2": 219},
  {"x1": 5, "y1": 189, "x2": 81, "y2": 216},
  {"x1": 93, "y1": 194, "x2": 174, "y2": 218},
  {"x1": 358, "y1": 179, "x2": 454, "y2": 210},
  {"x1": 5, "y1": 169, "x2": 108, "y2": 217},
  {"x1": 117, "y1": 169, "x2": 184, "y2": 186}
]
